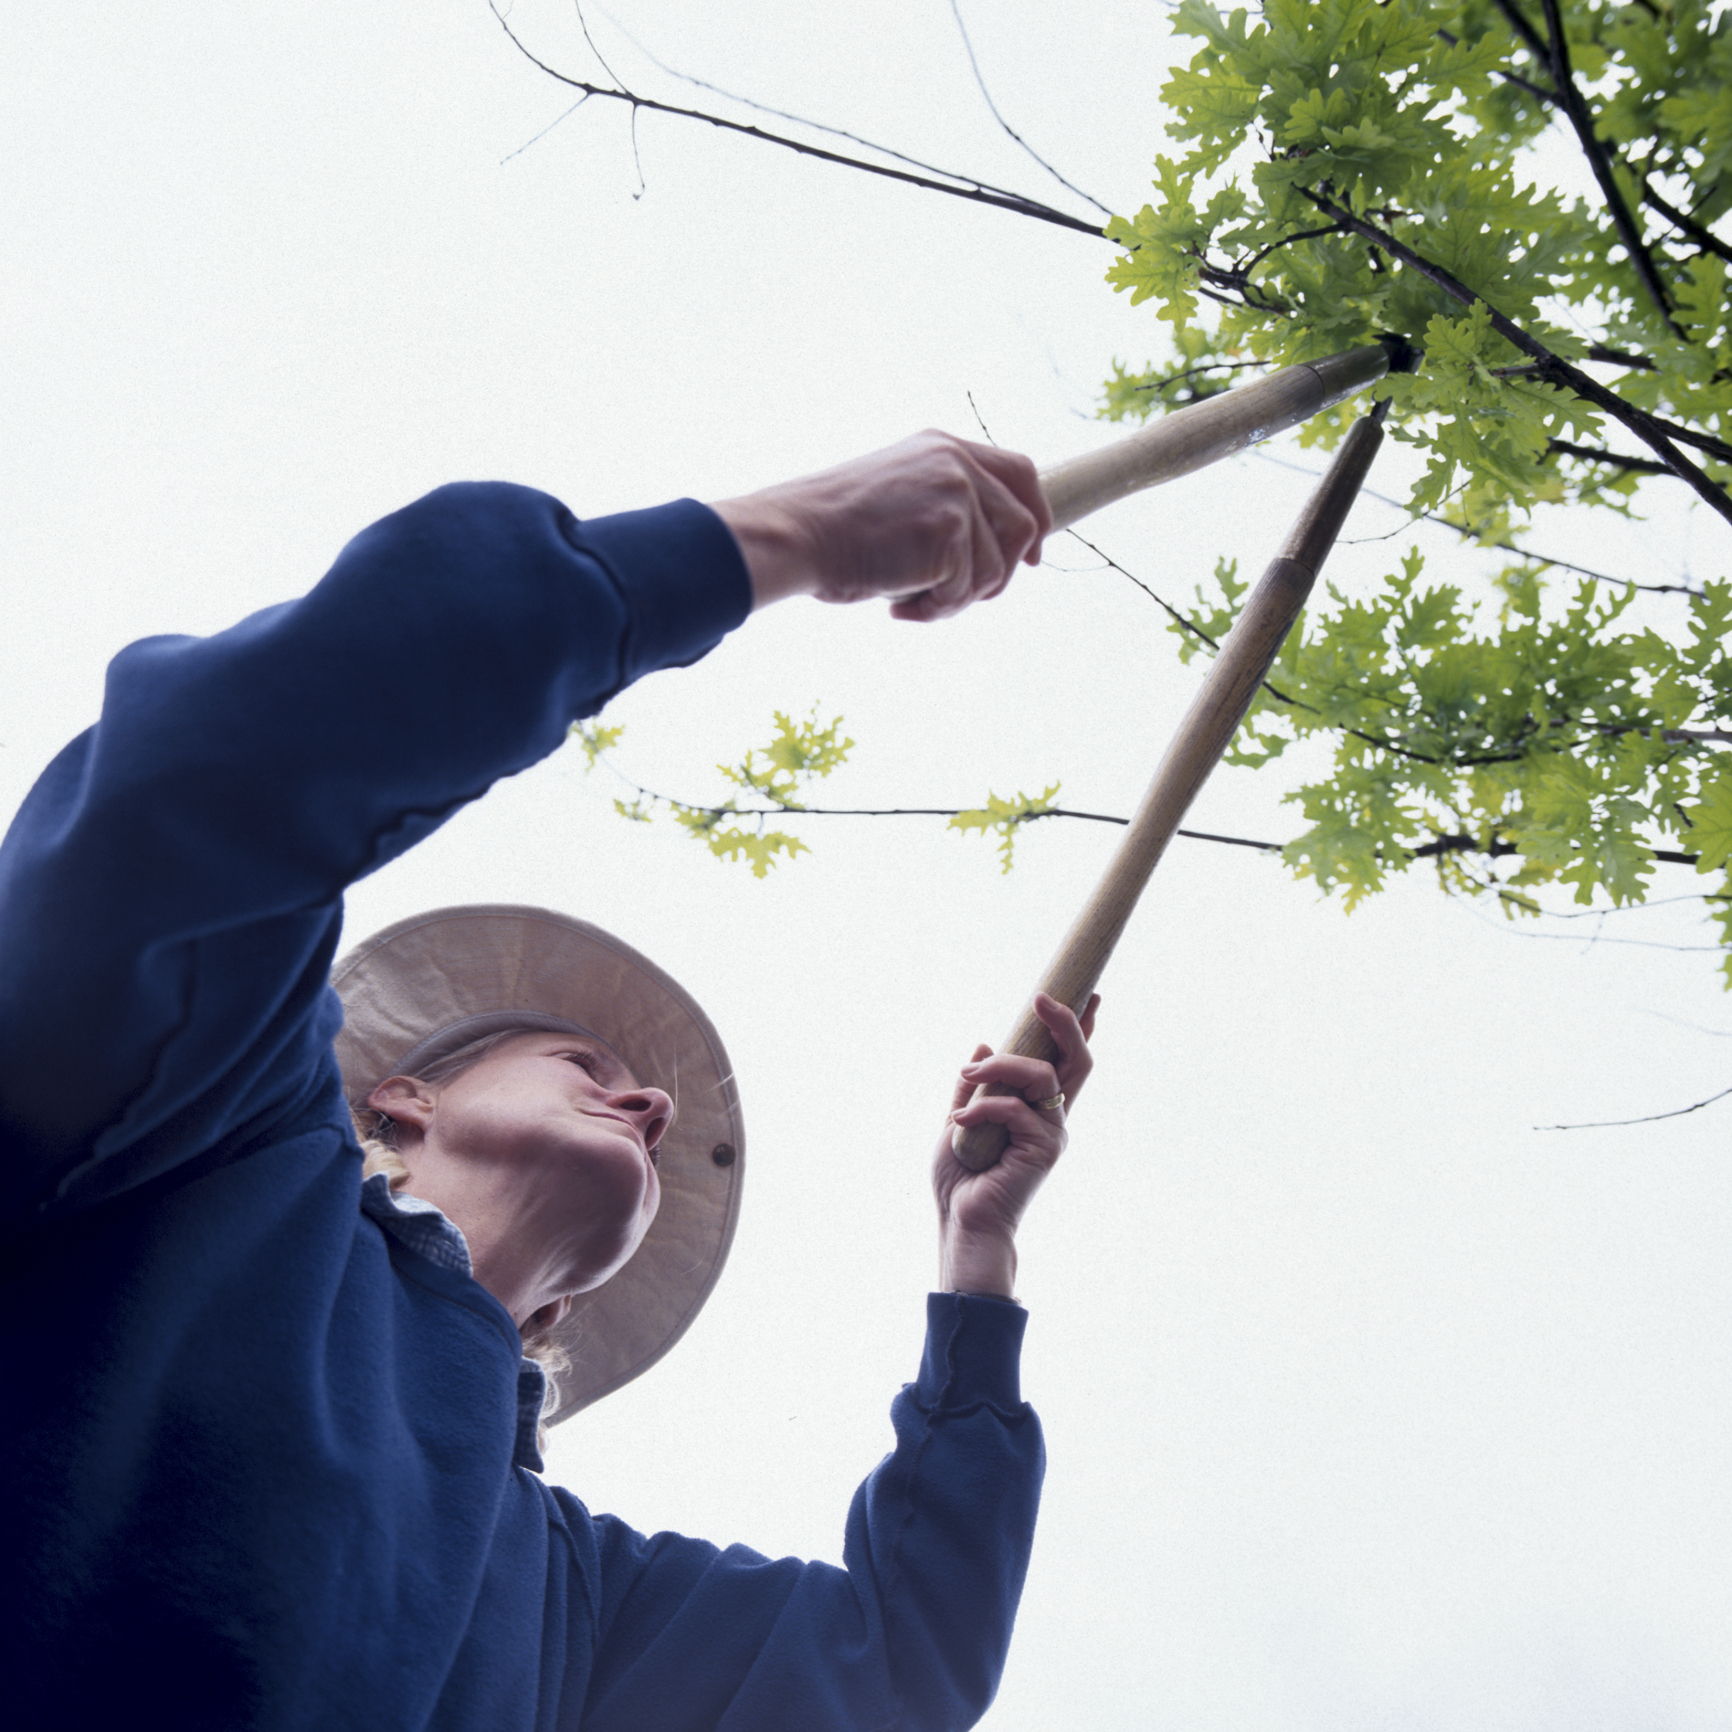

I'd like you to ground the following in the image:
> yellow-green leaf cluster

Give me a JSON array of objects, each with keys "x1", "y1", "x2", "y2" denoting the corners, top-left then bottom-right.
[{"x1": 949, "y1": 785, "x2": 1063, "y2": 872}]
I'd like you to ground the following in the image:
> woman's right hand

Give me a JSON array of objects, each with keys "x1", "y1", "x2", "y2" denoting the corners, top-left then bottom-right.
[{"x1": 710, "y1": 430, "x2": 1051, "y2": 619}]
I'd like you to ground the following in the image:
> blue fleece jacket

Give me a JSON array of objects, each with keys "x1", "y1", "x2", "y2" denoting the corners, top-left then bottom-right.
[{"x1": 0, "y1": 485, "x2": 1043, "y2": 1732}]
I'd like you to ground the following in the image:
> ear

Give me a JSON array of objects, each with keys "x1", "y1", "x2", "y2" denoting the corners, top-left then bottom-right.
[
  {"x1": 367, "y1": 1074, "x2": 437, "y2": 1133},
  {"x1": 527, "y1": 1294, "x2": 573, "y2": 1334}
]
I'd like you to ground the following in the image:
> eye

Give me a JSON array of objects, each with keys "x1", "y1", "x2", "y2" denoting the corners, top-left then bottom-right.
[{"x1": 560, "y1": 1050, "x2": 599, "y2": 1074}]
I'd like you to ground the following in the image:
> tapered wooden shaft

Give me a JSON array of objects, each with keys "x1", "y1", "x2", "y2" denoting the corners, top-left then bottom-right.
[
  {"x1": 952, "y1": 408, "x2": 1388, "y2": 1172},
  {"x1": 1038, "y1": 344, "x2": 1389, "y2": 532}
]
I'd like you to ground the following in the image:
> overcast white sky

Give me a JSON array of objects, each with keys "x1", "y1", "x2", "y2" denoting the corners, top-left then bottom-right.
[{"x1": 6, "y1": 3, "x2": 1731, "y2": 1727}]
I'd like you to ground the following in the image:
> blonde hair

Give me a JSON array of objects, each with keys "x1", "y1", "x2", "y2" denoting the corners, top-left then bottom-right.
[{"x1": 353, "y1": 1027, "x2": 572, "y2": 1447}]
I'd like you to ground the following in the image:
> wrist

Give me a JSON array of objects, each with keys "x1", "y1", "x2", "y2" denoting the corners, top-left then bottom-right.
[
  {"x1": 709, "y1": 492, "x2": 815, "y2": 610},
  {"x1": 939, "y1": 1224, "x2": 1017, "y2": 1300}
]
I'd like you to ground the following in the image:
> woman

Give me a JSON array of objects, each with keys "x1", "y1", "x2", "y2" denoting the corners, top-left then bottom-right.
[{"x1": 0, "y1": 432, "x2": 1096, "y2": 1731}]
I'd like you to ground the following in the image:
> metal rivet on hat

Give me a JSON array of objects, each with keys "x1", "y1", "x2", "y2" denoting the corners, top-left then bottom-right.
[{"x1": 711, "y1": 1142, "x2": 737, "y2": 1167}]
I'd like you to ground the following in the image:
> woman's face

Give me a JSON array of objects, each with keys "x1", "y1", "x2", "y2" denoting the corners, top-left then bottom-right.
[{"x1": 400, "y1": 1030, "x2": 673, "y2": 1295}]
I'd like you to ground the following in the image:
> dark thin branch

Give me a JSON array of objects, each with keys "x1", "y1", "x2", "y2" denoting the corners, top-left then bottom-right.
[
  {"x1": 1435, "y1": 26, "x2": 1555, "y2": 102},
  {"x1": 489, "y1": 4, "x2": 1107, "y2": 238},
  {"x1": 1642, "y1": 179, "x2": 1732, "y2": 268},
  {"x1": 1297, "y1": 186, "x2": 1732, "y2": 526},
  {"x1": 1631, "y1": 412, "x2": 1732, "y2": 464},
  {"x1": 1537, "y1": 1082, "x2": 1732, "y2": 1131},
  {"x1": 1488, "y1": 0, "x2": 1552, "y2": 63},
  {"x1": 1130, "y1": 359, "x2": 1269, "y2": 395},
  {"x1": 1234, "y1": 222, "x2": 1346, "y2": 280},
  {"x1": 595, "y1": 6, "x2": 1103, "y2": 229},
  {"x1": 1547, "y1": 437, "x2": 1675, "y2": 476},
  {"x1": 947, "y1": 0, "x2": 1111, "y2": 216},
  {"x1": 1253, "y1": 447, "x2": 1703, "y2": 594},
  {"x1": 1586, "y1": 344, "x2": 1661, "y2": 372},
  {"x1": 610, "y1": 774, "x2": 1287, "y2": 850},
  {"x1": 1536, "y1": 0, "x2": 1682, "y2": 332},
  {"x1": 573, "y1": 0, "x2": 630, "y2": 93}
]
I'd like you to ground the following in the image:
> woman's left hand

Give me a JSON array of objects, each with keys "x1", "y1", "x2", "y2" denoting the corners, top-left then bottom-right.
[{"x1": 932, "y1": 991, "x2": 1100, "y2": 1299}]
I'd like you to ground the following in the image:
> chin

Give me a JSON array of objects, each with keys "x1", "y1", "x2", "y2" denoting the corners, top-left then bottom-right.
[{"x1": 567, "y1": 1197, "x2": 658, "y2": 1295}]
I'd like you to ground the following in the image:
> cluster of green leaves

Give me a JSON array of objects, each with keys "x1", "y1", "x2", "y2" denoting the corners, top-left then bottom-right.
[
  {"x1": 1172, "y1": 549, "x2": 1732, "y2": 968},
  {"x1": 574, "y1": 709, "x2": 854, "y2": 878},
  {"x1": 574, "y1": 714, "x2": 1070, "y2": 879},
  {"x1": 948, "y1": 785, "x2": 1064, "y2": 871},
  {"x1": 1105, "y1": 0, "x2": 1732, "y2": 971},
  {"x1": 1106, "y1": 0, "x2": 1729, "y2": 519}
]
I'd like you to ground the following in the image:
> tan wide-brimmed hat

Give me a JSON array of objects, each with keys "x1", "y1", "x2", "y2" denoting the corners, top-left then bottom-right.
[{"x1": 331, "y1": 904, "x2": 744, "y2": 1423}]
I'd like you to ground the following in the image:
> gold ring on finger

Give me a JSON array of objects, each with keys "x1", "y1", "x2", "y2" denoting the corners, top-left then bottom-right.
[{"x1": 1034, "y1": 1091, "x2": 1065, "y2": 1112}]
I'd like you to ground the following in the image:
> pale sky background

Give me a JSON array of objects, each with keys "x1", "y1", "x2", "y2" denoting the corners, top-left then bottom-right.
[{"x1": 6, "y1": 3, "x2": 1732, "y2": 1727}]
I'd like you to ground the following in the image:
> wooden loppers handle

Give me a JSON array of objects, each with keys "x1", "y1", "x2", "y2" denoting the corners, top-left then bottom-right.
[
  {"x1": 1037, "y1": 343, "x2": 1390, "y2": 532},
  {"x1": 951, "y1": 404, "x2": 1390, "y2": 1172}
]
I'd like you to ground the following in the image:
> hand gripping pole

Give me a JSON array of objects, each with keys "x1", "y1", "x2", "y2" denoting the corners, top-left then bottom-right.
[{"x1": 951, "y1": 398, "x2": 1392, "y2": 1172}]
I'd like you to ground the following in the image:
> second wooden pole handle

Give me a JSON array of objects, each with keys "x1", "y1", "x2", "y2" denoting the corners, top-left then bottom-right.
[{"x1": 951, "y1": 409, "x2": 1388, "y2": 1172}]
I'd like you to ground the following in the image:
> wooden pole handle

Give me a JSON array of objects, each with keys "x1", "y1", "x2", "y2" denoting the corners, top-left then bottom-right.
[
  {"x1": 951, "y1": 406, "x2": 1389, "y2": 1172},
  {"x1": 1038, "y1": 344, "x2": 1390, "y2": 533}
]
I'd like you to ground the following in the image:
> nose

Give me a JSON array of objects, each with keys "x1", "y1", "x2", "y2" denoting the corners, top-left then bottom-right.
[{"x1": 605, "y1": 1087, "x2": 674, "y2": 1154}]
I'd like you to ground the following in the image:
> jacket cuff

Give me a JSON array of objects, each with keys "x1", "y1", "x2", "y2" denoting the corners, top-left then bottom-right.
[
  {"x1": 562, "y1": 498, "x2": 753, "y2": 680},
  {"x1": 914, "y1": 1291, "x2": 1028, "y2": 1412}
]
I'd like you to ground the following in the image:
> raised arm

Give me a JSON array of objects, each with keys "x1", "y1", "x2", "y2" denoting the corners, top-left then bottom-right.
[
  {"x1": 0, "y1": 438, "x2": 1047, "y2": 1231},
  {"x1": 0, "y1": 485, "x2": 753, "y2": 1225},
  {"x1": 563, "y1": 992, "x2": 1095, "y2": 1732}
]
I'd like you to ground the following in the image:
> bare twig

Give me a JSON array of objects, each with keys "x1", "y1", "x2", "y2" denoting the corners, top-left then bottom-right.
[
  {"x1": 1537, "y1": 1082, "x2": 1732, "y2": 1130},
  {"x1": 595, "y1": 6, "x2": 1107, "y2": 231},
  {"x1": 1251, "y1": 449, "x2": 1703, "y2": 595},
  {"x1": 1129, "y1": 358, "x2": 1270, "y2": 395},
  {"x1": 574, "y1": 0, "x2": 630, "y2": 92},
  {"x1": 947, "y1": 0, "x2": 1111, "y2": 216},
  {"x1": 501, "y1": 93, "x2": 592, "y2": 164},
  {"x1": 489, "y1": 4, "x2": 1107, "y2": 238}
]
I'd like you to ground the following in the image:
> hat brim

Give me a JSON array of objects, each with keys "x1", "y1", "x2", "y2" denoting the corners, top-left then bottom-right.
[{"x1": 331, "y1": 904, "x2": 743, "y2": 1423}]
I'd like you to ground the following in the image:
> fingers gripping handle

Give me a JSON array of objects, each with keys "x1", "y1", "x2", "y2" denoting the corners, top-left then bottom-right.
[
  {"x1": 951, "y1": 411, "x2": 1389, "y2": 1172},
  {"x1": 951, "y1": 1004, "x2": 1071, "y2": 1171}
]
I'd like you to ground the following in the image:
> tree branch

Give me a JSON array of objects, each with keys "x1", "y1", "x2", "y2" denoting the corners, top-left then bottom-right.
[
  {"x1": 1547, "y1": 437, "x2": 1675, "y2": 476},
  {"x1": 488, "y1": 4, "x2": 1108, "y2": 238},
  {"x1": 1435, "y1": 25, "x2": 1555, "y2": 103},
  {"x1": 1297, "y1": 186, "x2": 1732, "y2": 526},
  {"x1": 1641, "y1": 179, "x2": 1732, "y2": 268},
  {"x1": 1234, "y1": 221, "x2": 1347, "y2": 280},
  {"x1": 947, "y1": 0, "x2": 1111, "y2": 216},
  {"x1": 1586, "y1": 344, "x2": 1661, "y2": 372},
  {"x1": 1128, "y1": 358, "x2": 1270, "y2": 397},
  {"x1": 1537, "y1": 1082, "x2": 1732, "y2": 1131},
  {"x1": 1487, "y1": 0, "x2": 1553, "y2": 64},
  {"x1": 1536, "y1": 0, "x2": 1682, "y2": 331},
  {"x1": 488, "y1": 5, "x2": 1108, "y2": 240}
]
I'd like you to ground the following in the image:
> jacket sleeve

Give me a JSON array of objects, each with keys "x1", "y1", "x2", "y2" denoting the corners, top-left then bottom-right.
[
  {"x1": 0, "y1": 483, "x2": 751, "y2": 1227},
  {"x1": 565, "y1": 1294, "x2": 1044, "y2": 1732}
]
